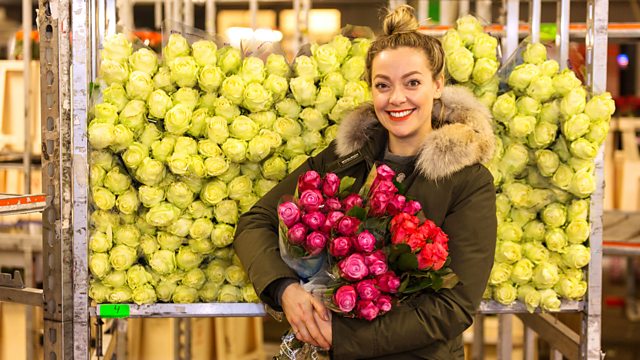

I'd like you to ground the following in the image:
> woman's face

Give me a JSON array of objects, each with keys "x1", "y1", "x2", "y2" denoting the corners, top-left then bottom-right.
[{"x1": 371, "y1": 47, "x2": 444, "y2": 150}]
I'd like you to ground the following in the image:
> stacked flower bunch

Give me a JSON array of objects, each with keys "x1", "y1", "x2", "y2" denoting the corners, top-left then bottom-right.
[
  {"x1": 87, "y1": 31, "x2": 372, "y2": 305},
  {"x1": 278, "y1": 165, "x2": 457, "y2": 321},
  {"x1": 481, "y1": 42, "x2": 615, "y2": 311},
  {"x1": 441, "y1": 15, "x2": 500, "y2": 109}
]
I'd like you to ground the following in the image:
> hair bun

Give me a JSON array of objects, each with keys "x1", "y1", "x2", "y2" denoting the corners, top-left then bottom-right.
[{"x1": 382, "y1": 5, "x2": 419, "y2": 36}]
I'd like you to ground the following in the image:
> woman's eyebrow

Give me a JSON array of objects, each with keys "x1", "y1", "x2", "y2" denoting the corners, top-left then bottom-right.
[{"x1": 373, "y1": 71, "x2": 423, "y2": 80}]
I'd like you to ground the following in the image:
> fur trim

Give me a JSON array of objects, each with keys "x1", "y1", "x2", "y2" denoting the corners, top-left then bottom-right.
[{"x1": 336, "y1": 85, "x2": 495, "y2": 181}]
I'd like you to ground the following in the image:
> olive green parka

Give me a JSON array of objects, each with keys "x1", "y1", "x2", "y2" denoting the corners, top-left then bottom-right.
[{"x1": 234, "y1": 85, "x2": 497, "y2": 359}]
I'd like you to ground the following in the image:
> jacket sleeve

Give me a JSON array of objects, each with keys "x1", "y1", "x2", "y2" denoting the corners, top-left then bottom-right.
[
  {"x1": 233, "y1": 144, "x2": 337, "y2": 308},
  {"x1": 332, "y1": 164, "x2": 497, "y2": 359}
]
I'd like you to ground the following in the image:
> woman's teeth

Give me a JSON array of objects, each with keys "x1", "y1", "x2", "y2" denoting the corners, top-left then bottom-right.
[{"x1": 389, "y1": 109, "x2": 413, "y2": 119}]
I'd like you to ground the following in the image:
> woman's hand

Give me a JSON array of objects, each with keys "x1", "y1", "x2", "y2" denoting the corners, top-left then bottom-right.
[
  {"x1": 313, "y1": 306, "x2": 332, "y2": 348},
  {"x1": 281, "y1": 283, "x2": 331, "y2": 349}
]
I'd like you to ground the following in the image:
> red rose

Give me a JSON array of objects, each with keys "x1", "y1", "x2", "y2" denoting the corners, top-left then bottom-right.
[
  {"x1": 336, "y1": 216, "x2": 360, "y2": 236},
  {"x1": 417, "y1": 219, "x2": 438, "y2": 239},
  {"x1": 323, "y1": 197, "x2": 342, "y2": 212},
  {"x1": 391, "y1": 226, "x2": 412, "y2": 245},
  {"x1": 390, "y1": 213, "x2": 419, "y2": 233},
  {"x1": 356, "y1": 300, "x2": 380, "y2": 321},
  {"x1": 431, "y1": 242, "x2": 448, "y2": 271},
  {"x1": 329, "y1": 236, "x2": 353, "y2": 258},
  {"x1": 432, "y1": 229, "x2": 449, "y2": 250},
  {"x1": 369, "y1": 191, "x2": 392, "y2": 217},
  {"x1": 287, "y1": 222, "x2": 307, "y2": 246},
  {"x1": 302, "y1": 211, "x2": 326, "y2": 231},
  {"x1": 354, "y1": 230, "x2": 376, "y2": 253},
  {"x1": 386, "y1": 194, "x2": 406, "y2": 216},
  {"x1": 333, "y1": 285, "x2": 357, "y2": 313},
  {"x1": 356, "y1": 279, "x2": 380, "y2": 301},
  {"x1": 338, "y1": 253, "x2": 369, "y2": 281},
  {"x1": 305, "y1": 231, "x2": 328, "y2": 256},
  {"x1": 376, "y1": 164, "x2": 395, "y2": 181},
  {"x1": 375, "y1": 294, "x2": 392, "y2": 312},
  {"x1": 298, "y1": 170, "x2": 322, "y2": 193},
  {"x1": 322, "y1": 173, "x2": 340, "y2": 198},
  {"x1": 278, "y1": 201, "x2": 301, "y2": 228},
  {"x1": 403, "y1": 200, "x2": 422, "y2": 215},
  {"x1": 321, "y1": 210, "x2": 344, "y2": 233},
  {"x1": 341, "y1": 194, "x2": 363, "y2": 212},
  {"x1": 376, "y1": 271, "x2": 400, "y2": 293},
  {"x1": 299, "y1": 189, "x2": 324, "y2": 212},
  {"x1": 417, "y1": 243, "x2": 435, "y2": 270},
  {"x1": 407, "y1": 232, "x2": 426, "y2": 252},
  {"x1": 368, "y1": 259, "x2": 388, "y2": 276}
]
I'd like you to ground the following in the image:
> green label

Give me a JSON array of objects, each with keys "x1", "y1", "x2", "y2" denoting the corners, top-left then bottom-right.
[
  {"x1": 99, "y1": 304, "x2": 130, "y2": 318},
  {"x1": 540, "y1": 23, "x2": 557, "y2": 42}
]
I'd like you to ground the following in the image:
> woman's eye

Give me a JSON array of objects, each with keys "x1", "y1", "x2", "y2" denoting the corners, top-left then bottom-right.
[
  {"x1": 375, "y1": 83, "x2": 389, "y2": 90},
  {"x1": 407, "y1": 79, "x2": 421, "y2": 87}
]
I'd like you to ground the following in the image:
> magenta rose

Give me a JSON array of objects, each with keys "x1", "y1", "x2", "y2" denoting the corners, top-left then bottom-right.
[
  {"x1": 321, "y1": 210, "x2": 344, "y2": 233},
  {"x1": 356, "y1": 300, "x2": 380, "y2": 321},
  {"x1": 375, "y1": 294, "x2": 392, "y2": 312},
  {"x1": 336, "y1": 216, "x2": 361, "y2": 236},
  {"x1": 376, "y1": 164, "x2": 396, "y2": 181},
  {"x1": 302, "y1": 211, "x2": 326, "y2": 231},
  {"x1": 324, "y1": 197, "x2": 342, "y2": 212},
  {"x1": 356, "y1": 279, "x2": 380, "y2": 301},
  {"x1": 287, "y1": 222, "x2": 308, "y2": 246},
  {"x1": 299, "y1": 189, "x2": 324, "y2": 212},
  {"x1": 386, "y1": 194, "x2": 406, "y2": 216},
  {"x1": 368, "y1": 259, "x2": 388, "y2": 276},
  {"x1": 403, "y1": 200, "x2": 422, "y2": 215},
  {"x1": 364, "y1": 250, "x2": 386, "y2": 265},
  {"x1": 341, "y1": 194, "x2": 363, "y2": 212},
  {"x1": 278, "y1": 201, "x2": 301, "y2": 228},
  {"x1": 372, "y1": 180, "x2": 397, "y2": 195},
  {"x1": 333, "y1": 285, "x2": 357, "y2": 313},
  {"x1": 354, "y1": 230, "x2": 376, "y2": 253},
  {"x1": 298, "y1": 170, "x2": 322, "y2": 193},
  {"x1": 376, "y1": 271, "x2": 400, "y2": 293},
  {"x1": 338, "y1": 253, "x2": 369, "y2": 281},
  {"x1": 369, "y1": 191, "x2": 392, "y2": 217},
  {"x1": 322, "y1": 173, "x2": 340, "y2": 198},
  {"x1": 305, "y1": 231, "x2": 328, "y2": 256},
  {"x1": 329, "y1": 236, "x2": 353, "y2": 258}
]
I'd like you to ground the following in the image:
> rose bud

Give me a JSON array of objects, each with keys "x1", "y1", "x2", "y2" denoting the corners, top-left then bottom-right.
[
  {"x1": 333, "y1": 285, "x2": 357, "y2": 313},
  {"x1": 375, "y1": 294, "x2": 393, "y2": 312},
  {"x1": 386, "y1": 194, "x2": 406, "y2": 216},
  {"x1": 403, "y1": 200, "x2": 422, "y2": 215},
  {"x1": 322, "y1": 173, "x2": 340, "y2": 198},
  {"x1": 321, "y1": 210, "x2": 344, "y2": 233},
  {"x1": 305, "y1": 231, "x2": 328, "y2": 256},
  {"x1": 368, "y1": 259, "x2": 388, "y2": 276},
  {"x1": 376, "y1": 164, "x2": 396, "y2": 181},
  {"x1": 356, "y1": 300, "x2": 380, "y2": 321},
  {"x1": 356, "y1": 279, "x2": 381, "y2": 301},
  {"x1": 299, "y1": 189, "x2": 324, "y2": 212},
  {"x1": 355, "y1": 230, "x2": 376, "y2": 253},
  {"x1": 368, "y1": 191, "x2": 392, "y2": 217},
  {"x1": 329, "y1": 236, "x2": 353, "y2": 258},
  {"x1": 336, "y1": 216, "x2": 361, "y2": 236},
  {"x1": 287, "y1": 223, "x2": 308, "y2": 246},
  {"x1": 278, "y1": 201, "x2": 301, "y2": 228},
  {"x1": 302, "y1": 211, "x2": 326, "y2": 231},
  {"x1": 417, "y1": 219, "x2": 438, "y2": 239},
  {"x1": 376, "y1": 271, "x2": 400, "y2": 293},
  {"x1": 298, "y1": 170, "x2": 322, "y2": 193},
  {"x1": 341, "y1": 193, "x2": 363, "y2": 212},
  {"x1": 324, "y1": 197, "x2": 342, "y2": 212},
  {"x1": 338, "y1": 253, "x2": 369, "y2": 281},
  {"x1": 363, "y1": 250, "x2": 386, "y2": 265}
]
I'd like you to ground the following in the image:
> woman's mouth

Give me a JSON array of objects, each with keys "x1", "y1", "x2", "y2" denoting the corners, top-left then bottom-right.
[{"x1": 387, "y1": 109, "x2": 415, "y2": 122}]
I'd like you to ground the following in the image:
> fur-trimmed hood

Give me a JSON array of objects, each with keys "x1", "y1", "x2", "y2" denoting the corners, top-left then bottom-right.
[{"x1": 335, "y1": 85, "x2": 495, "y2": 181}]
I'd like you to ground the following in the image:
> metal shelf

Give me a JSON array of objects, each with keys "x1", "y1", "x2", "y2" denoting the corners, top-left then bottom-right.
[
  {"x1": 479, "y1": 300, "x2": 584, "y2": 314},
  {"x1": 0, "y1": 194, "x2": 46, "y2": 215},
  {"x1": 419, "y1": 22, "x2": 640, "y2": 39},
  {"x1": 91, "y1": 303, "x2": 267, "y2": 318}
]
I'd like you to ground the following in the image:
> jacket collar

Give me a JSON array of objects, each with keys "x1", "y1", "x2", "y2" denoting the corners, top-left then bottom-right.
[{"x1": 335, "y1": 85, "x2": 495, "y2": 181}]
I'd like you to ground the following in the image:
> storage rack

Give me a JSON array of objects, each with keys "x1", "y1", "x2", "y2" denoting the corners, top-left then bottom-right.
[{"x1": 0, "y1": 0, "x2": 617, "y2": 359}]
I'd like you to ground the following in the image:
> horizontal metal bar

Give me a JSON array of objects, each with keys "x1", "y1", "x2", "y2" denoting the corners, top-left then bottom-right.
[
  {"x1": 479, "y1": 300, "x2": 583, "y2": 314},
  {"x1": 517, "y1": 313, "x2": 580, "y2": 360},
  {"x1": 92, "y1": 303, "x2": 267, "y2": 318},
  {"x1": 603, "y1": 245, "x2": 640, "y2": 256},
  {"x1": 0, "y1": 287, "x2": 44, "y2": 307}
]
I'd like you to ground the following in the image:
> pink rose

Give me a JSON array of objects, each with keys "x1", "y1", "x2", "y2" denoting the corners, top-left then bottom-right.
[
  {"x1": 356, "y1": 300, "x2": 380, "y2": 321},
  {"x1": 287, "y1": 223, "x2": 308, "y2": 246},
  {"x1": 376, "y1": 271, "x2": 400, "y2": 293},
  {"x1": 329, "y1": 236, "x2": 353, "y2": 258},
  {"x1": 356, "y1": 279, "x2": 380, "y2": 301},
  {"x1": 323, "y1": 198, "x2": 342, "y2": 212},
  {"x1": 375, "y1": 294, "x2": 392, "y2": 312},
  {"x1": 299, "y1": 189, "x2": 324, "y2": 212},
  {"x1": 338, "y1": 253, "x2": 369, "y2": 281},
  {"x1": 336, "y1": 216, "x2": 361, "y2": 236},
  {"x1": 403, "y1": 200, "x2": 422, "y2": 215},
  {"x1": 342, "y1": 194, "x2": 363, "y2": 212},
  {"x1": 322, "y1": 173, "x2": 340, "y2": 198},
  {"x1": 333, "y1": 285, "x2": 357, "y2": 313},
  {"x1": 386, "y1": 194, "x2": 406, "y2": 216},
  {"x1": 368, "y1": 259, "x2": 388, "y2": 276},
  {"x1": 369, "y1": 191, "x2": 392, "y2": 217},
  {"x1": 298, "y1": 170, "x2": 322, "y2": 193},
  {"x1": 372, "y1": 180, "x2": 397, "y2": 195},
  {"x1": 305, "y1": 231, "x2": 328, "y2": 256},
  {"x1": 302, "y1": 211, "x2": 326, "y2": 231},
  {"x1": 354, "y1": 230, "x2": 376, "y2": 253},
  {"x1": 321, "y1": 211, "x2": 344, "y2": 233},
  {"x1": 376, "y1": 164, "x2": 396, "y2": 181},
  {"x1": 278, "y1": 201, "x2": 301, "y2": 228},
  {"x1": 363, "y1": 250, "x2": 386, "y2": 265}
]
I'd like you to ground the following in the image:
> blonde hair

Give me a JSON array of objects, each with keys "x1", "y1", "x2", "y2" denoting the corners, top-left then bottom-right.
[{"x1": 365, "y1": 5, "x2": 445, "y2": 85}]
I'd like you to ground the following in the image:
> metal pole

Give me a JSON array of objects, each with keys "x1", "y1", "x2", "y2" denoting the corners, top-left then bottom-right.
[
  {"x1": 165, "y1": 0, "x2": 173, "y2": 22},
  {"x1": 458, "y1": 0, "x2": 470, "y2": 16},
  {"x1": 504, "y1": 0, "x2": 519, "y2": 62},
  {"x1": 173, "y1": 0, "x2": 183, "y2": 28},
  {"x1": 22, "y1": 0, "x2": 32, "y2": 196},
  {"x1": 24, "y1": 244, "x2": 35, "y2": 360},
  {"x1": 417, "y1": 0, "x2": 428, "y2": 25},
  {"x1": 106, "y1": 0, "x2": 117, "y2": 35},
  {"x1": 205, "y1": 0, "x2": 215, "y2": 34},
  {"x1": 174, "y1": 318, "x2": 192, "y2": 360},
  {"x1": 497, "y1": 314, "x2": 513, "y2": 360},
  {"x1": 471, "y1": 314, "x2": 485, "y2": 360},
  {"x1": 556, "y1": 0, "x2": 570, "y2": 70},
  {"x1": 529, "y1": 0, "x2": 541, "y2": 43},
  {"x1": 439, "y1": 0, "x2": 457, "y2": 26},
  {"x1": 249, "y1": 0, "x2": 258, "y2": 30},
  {"x1": 523, "y1": 326, "x2": 536, "y2": 360},
  {"x1": 155, "y1": 0, "x2": 163, "y2": 28},
  {"x1": 184, "y1": 0, "x2": 194, "y2": 27},
  {"x1": 476, "y1": 0, "x2": 492, "y2": 23},
  {"x1": 293, "y1": 0, "x2": 300, "y2": 54}
]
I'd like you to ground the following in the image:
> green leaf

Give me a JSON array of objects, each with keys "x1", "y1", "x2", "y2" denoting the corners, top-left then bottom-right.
[
  {"x1": 346, "y1": 206, "x2": 366, "y2": 221},
  {"x1": 359, "y1": 164, "x2": 378, "y2": 197},
  {"x1": 401, "y1": 278, "x2": 434, "y2": 294},
  {"x1": 339, "y1": 176, "x2": 356, "y2": 195},
  {"x1": 393, "y1": 179, "x2": 407, "y2": 195},
  {"x1": 397, "y1": 253, "x2": 419, "y2": 271},
  {"x1": 398, "y1": 274, "x2": 410, "y2": 293},
  {"x1": 439, "y1": 272, "x2": 460, "y2": 289}
]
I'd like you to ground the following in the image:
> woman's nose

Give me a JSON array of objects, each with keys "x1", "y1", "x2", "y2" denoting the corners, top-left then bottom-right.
[{"x1": 389, "y1": 88, "x2": 406, "y2": 105}]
